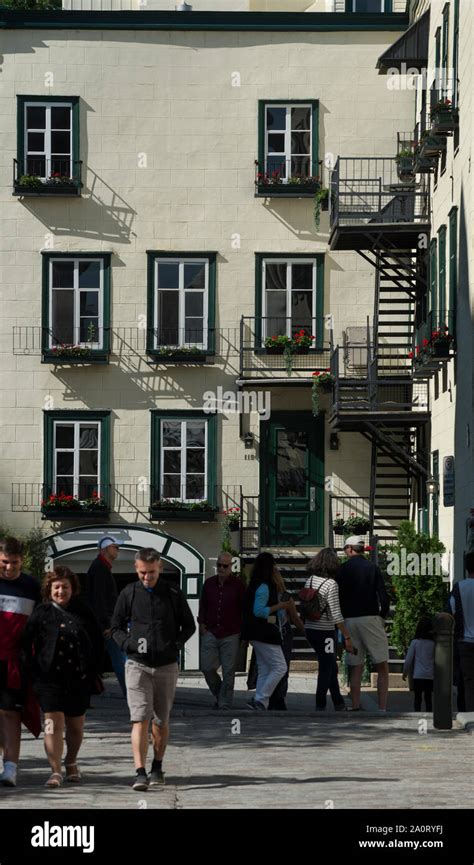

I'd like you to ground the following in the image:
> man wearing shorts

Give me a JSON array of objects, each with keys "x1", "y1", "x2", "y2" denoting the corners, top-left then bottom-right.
[
  {"x1": 337, "y1": 536, "x2": 390, "y2": 712},
  {"x1": 111, "y1": 548, "x2": 195, "y2": 790},
  {"x1": 0, "y1": 537, "x2": 40, "y2": 787}
]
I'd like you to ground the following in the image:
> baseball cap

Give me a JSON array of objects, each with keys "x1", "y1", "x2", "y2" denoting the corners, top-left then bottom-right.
[
  {"x1": 343, "y1": 535, "x2": 365, "y2": 548},
  {"x1": 98, "y1": 535, "x2": 124, "y2": 550}
]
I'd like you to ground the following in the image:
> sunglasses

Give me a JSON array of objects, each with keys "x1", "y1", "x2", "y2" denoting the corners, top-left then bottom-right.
[{"x1": 217, "y1": 563, "x2": 231, "y2": 568}]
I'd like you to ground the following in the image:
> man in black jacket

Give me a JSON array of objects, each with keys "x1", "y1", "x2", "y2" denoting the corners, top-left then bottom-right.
[
  {"x1": 337, "y1": 536, "x2": 390, "y2": 712},
  {"x1": 86, "y1": 535, "x2": 126, "y2": 696},
  {"x1": 111, "y1": 548, "x2": 195, "y2": 791}
]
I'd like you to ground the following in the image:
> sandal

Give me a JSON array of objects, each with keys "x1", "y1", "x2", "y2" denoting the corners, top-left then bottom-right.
[
  {"x1": 45, "y1": 772, "x2": 63, "y2": 788},
  {"x1": 65, "y1": 763, "x2": 82, "y2": 783}
]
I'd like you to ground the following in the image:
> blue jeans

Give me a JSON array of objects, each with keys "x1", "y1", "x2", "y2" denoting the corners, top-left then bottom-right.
[
  {"x1": 105, "y1": 637, "x2": 127, "y2": 697},
  {"x1": 305, "y1": 628, "x2": 345, "y2": 710}
]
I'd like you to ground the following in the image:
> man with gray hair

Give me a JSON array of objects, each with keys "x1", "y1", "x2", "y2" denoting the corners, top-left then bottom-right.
[
  {"x1": 337, "y1": 536, "x2": 390, "y2": 712},
  {"x1": 111, "y1": 548, "x2": 195, "y2": 790}
]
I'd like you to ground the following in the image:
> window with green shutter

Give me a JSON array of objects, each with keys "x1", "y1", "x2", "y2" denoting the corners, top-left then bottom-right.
[
  {"x1": 256, "y1": 101, "x2": 319, "y2": 196},
  {"x1": 255, "y1": 253, "x2": 325, "y2": 350},
  {"x1": 448, "y1": 207, "x2": 457, "y2": 337},
  {"x1": 429, "y1": 239, "x2": 438, "y2": 327},
  {"x1": 15, "y1": 96, "x2": 82, "y2": 195},
  {"x1": 437, "y1": 226, "x2": 447, "y2": 327}
]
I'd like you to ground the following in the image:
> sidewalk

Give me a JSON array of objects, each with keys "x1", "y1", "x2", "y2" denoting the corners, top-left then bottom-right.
[{"x1": 0, "y1": 674, "x2": 470, "y2": 810}]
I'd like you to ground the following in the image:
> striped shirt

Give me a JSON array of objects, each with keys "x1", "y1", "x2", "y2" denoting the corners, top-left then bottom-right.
[{"x1": 303, "y1": 575, "x2": 344, "y2": 631}]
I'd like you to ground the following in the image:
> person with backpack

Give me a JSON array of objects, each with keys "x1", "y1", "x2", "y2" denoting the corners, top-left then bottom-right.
[
  {"x1": 337, "y1": 536, "x2": 390, "y2": 712},
  {"x1": 111, "y1": 548, "x2": 195, "y2": 790},
  {"x1": 402, "y1": 616, "x2": 434, "y2": 712},
  {"x1": 241, "y1": 553, "x2": 291, "y2": 711},
  {"x1": 299, "y1": 548, "x2": 353, "y2": 711}
]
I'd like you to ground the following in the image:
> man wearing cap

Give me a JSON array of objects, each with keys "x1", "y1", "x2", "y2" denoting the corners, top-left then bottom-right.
[
  {"x1": 337, "y1": 536, "x2": 390, "y2": 712},
  {"x1": 86, "y1": 536, "x2": 126, "y2": 696}
]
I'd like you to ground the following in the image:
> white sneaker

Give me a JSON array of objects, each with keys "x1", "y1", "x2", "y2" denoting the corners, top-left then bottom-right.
[{"x1": 1, "y1": 761, "x2": 18, "y2": 787}]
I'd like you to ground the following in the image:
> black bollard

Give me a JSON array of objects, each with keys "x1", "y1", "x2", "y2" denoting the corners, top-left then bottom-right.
[{"x1": 433, "y1": 612, "x2": 454, "y2": 730}]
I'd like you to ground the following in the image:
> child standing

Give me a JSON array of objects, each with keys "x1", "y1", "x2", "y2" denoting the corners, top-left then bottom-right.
[{"x1": 402, "y1": 616, "x2": 435, "y2": 711}]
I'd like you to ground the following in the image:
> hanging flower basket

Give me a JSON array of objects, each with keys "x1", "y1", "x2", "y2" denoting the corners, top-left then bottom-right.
[
  {"x1": 311, "y1": 370, "x2": 334, "y2": 417},
  {"x1": 333, "y1": 515, "x2": 346, "y2": 535}
]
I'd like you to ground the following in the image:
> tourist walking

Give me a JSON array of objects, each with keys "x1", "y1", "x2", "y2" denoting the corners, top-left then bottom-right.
[
  {"x1": 449, "y1": 551, "x2": 474, "y2": 711},
  {"x1": 337, "y1": 536, "x2": 390, "y2": 712},
  {"x1": 111, "y1": 548, "x2": 195, "y2": 790},
  {"x1": 198, "y1": 551, "x2": 246, "y2": 709},
  {"x1": 241, "y1": 553, "x2": 290, "y2": 711},
  {"x1": 301, "y1": 548, "x2": 353, "y2": 711},
  {"x1": 21, "y1": 566, "x2": 103, "y2": 787},
  {"x1": 86, "y1": 535, "x2": 127, "y2": 697}
]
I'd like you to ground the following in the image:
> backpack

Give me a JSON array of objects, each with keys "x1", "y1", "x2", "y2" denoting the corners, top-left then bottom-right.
[{"x1": 298, "y1": 577, "x2": 330, "y2": 622}]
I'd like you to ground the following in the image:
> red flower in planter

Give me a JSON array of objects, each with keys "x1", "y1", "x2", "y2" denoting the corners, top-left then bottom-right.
[{"x1": 408, "y1": 350, "x2": 414, "y2": 359}]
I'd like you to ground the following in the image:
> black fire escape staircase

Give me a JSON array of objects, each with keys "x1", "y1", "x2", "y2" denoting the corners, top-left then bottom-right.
[{"x1": 329, "y1": 157, "x2": 431, "y2": 542}]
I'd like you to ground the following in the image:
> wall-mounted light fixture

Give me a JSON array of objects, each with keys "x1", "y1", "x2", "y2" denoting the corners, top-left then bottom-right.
[
  {"x1": 244, "y1": 432, "x2": 254, "y2": 449},
  {"x1": 426, "y1": 476, "x2": 439, "y2": 496}
]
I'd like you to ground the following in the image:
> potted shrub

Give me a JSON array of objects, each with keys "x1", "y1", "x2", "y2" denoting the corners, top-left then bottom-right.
[
  {"x1": 333, "y1": 514, "x2": 346, "y2": 536},
  {"x1": 395, "y1": 148, "x2": 415, "y2": 180},
  {"x1": 311, "y1": 370, "x2": 334, "y2": 417},
  {"x1": 430, "y1": 98, "x2": 459, "y2": 135},
  {"x1": 344, "y1": 513, "x2": 370, "y2": 535}
]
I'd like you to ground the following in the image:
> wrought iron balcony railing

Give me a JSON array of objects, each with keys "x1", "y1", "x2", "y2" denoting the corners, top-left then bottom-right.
[
  {"x1": 254, "y1": 158, "x2": 322, "y2": 196},
  {"x1": 13, "y1": 158, "x2": 82, "y2": 196},
  {"x1": 239, "y1": 317, "x2": 331, "y2": 380},
  {"x1": 330, "y1": 157, "x2": 430, "y2": 229},
  {"x1": 13, "y1": 327, "x2": 110, "y2": 362}
]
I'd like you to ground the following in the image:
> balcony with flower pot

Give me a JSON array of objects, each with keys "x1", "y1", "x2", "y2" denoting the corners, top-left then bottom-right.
[
  {"x1": 149, "y1": 497, "x2": 218, "y2": 522},
  {"x1": 42, "y1": 324, "x2": 110, "y2": 365},
  {"x1": 240, "y1": 317, "x2": 330, "y2": 382},
  {"x1": 329, "y1": 496, "x2": 371, "y2": 550},
  {"x1": 410, "y1": 313, "x2": 455, "y2": 377},
  {"x1": 429, "y1": 82, "x2": 459, "y2": 137},
  {"x1": 13, "y1": 158, "x2": 83, "y2": 197}
]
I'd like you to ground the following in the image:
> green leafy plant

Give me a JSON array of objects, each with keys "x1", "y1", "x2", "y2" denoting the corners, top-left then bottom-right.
[
  {"x1": 343, "y1": 513, "x2": 371, "y2": 534},
  {"x1": 313, "y1": 186, "x2": 329, "y2": 228},
  {"x1": 333, "y1": 514, "x2": 346, "y2": 534},
  {"x1": 155, "y1": 345, "x2": 205, "y2": 357},
  {"x1": 378, "y1": 520, "x2": 448, "y2": 655},
  {"x1": 45, "y1": 172, "x2": 75, "y2": 186},
  {"x1": 311, "y1": 369, "x2": 334, "y2": 417},
  {"x1": 18, "y1": 175, "x2": 43, "y2": 190},
  {"x1": 3, "y1": 0, "x2": 61, "y2": 8},
  {"x1": 50, "y1": 344, "x2": 92, "y2": 358},
  {"x1": 264, "y1": 335, "x2": 293, "y2": 349}
]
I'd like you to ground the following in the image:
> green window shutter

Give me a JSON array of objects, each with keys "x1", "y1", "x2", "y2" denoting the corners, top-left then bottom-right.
[
  {"x1": 448, "y1": 207, "x2": 457, "y2": 337},
  {"x1": 43, "y1": 410, "x2": 110, "y2": 499},
  {"x1": 437, "y1": 226, "x2": 447, "y2": 326},
  {"x1": 442, "y1": 4, "x2": 449, "y2": 81},
  {"x1": 150, "y1": 410, "x2": 217, "y2": 507},
  {"x1": 434, "y1": 27, "x2": 441, "y2": 78},
  {"x1": 432, "y1": 450, "x2": 439, "y2": 538},
  {"x1": 452, "y1": 0, "x2": 459, "y2": 107},
  {"x1": 429, "y1": 239, "x2": 438, "y2": 327}
]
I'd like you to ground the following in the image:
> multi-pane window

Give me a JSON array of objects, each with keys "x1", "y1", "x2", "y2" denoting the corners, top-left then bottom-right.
[
  {"x1": 347, "y1": 0, "x2": 391, "y2": 10},
  {"x1": 154, "y1": 258, "x2": 208, "y2": 349},
  {"x1": 264, "y1": 105, "x2": 313, "y2": 181},
  {"x1": 160, "y1": 419, "x2": 208, "y2": 501},
  {"x1": 49, "y1": 258, "x2": 103, "y2": 348},
  {"x1": 24, "y1": 102, "x2": 73, "y2": 179},
  {"x1": 262, "y1": 259, "x2": 317, "y2": 340},
  {"x1": 53, "y1": 421, "x2": 100, "y2": 499}
]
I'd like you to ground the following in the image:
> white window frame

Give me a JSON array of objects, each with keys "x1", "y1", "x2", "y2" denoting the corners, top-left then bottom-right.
[
  {"x1": 264, "y1": 104, "x2": 312, "y2": 183},
  {"x1": 24, "y1": 101, "x2": 73, "y2": 180},
  {"x1": 53, "y1": 420, "x2": 101, "y2": 500},
  {"x1": 48, "y1": 257, "x2": 104, "y2": 349},
  {"x1": 160, "y1": 419, "x2": 208, "y2": 502},
  {"x1": 262, "y1": 258, "x2": 317, "y2": 341},
  {"x1": 154, "y1": 258, "x2": 209, "y2": 351}
]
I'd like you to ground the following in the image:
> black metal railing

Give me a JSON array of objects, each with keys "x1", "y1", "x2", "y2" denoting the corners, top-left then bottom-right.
[
  {"x1": 412, "y1": 310, "x2": 455, "y2": 373},
  {"x1": 330, "y1": 345, "x2": 429, "y2": 413},
  {"x1": 13, "y1": 326, "x2": 109, "y2": 358},
  {"x1": 13, "y1": 158, "x2": 82, "y2": 194},
  {"x1": 254, "y1": 157, "x2": 322, "y2": 194},
  {"x1": 240, "y1": 316, "x2": 331, "y2": 378},
  {"x1": 12, "y1": 482, "x2": 242, "y2": 519},
  {"x1": 330, "y1": 157, "x2": 430, "y2": 228},
  {"x1": 240, "y1": 494, "x2": 260, "y2": 553}
]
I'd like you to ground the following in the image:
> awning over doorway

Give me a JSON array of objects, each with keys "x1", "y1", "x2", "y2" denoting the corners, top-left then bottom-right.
[{"x1": 376, "y1": 9, "x2": 429, "y2": 74}]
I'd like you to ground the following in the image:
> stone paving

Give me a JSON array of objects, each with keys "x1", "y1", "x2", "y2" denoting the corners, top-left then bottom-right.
[{"x1": 0, "y1": 675, "x2": 471, "y2": 810}]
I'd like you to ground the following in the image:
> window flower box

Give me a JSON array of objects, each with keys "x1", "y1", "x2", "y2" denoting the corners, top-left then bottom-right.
[
  {"x1": 430, "y1": 99, "x2": 459, "y2": 136},
  {"x1": 41, "y1": 493, "x2": 109, "y2": 520},
  {"x1": 149, "y1": 346, "x2": 209, "y2": 364},
  {"x1": 419, "y1": 133, "x2": 446, "y2": 158},
  {"x1": 14, "y1": 173, "x2": 81, "y2": 197},
  {"x1": 149, "y1": 499, "x2": 217, "y2": 521}
]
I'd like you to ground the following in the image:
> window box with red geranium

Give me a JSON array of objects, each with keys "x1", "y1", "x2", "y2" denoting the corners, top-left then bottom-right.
[
  {"x1": 429, "y1": 327, "x2": 454, "y2": 358},
  {"x1": 41, "y1": 490, "x2": 109, "y2": 520},
  {"x1": 333, "y1": 514, "x2": 346, "y2": 535}
]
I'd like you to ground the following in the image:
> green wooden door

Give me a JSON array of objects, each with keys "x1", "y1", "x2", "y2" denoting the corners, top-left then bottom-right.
[{"x1": 261, "y1": 412, "x2": 324, "y2": 547}]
